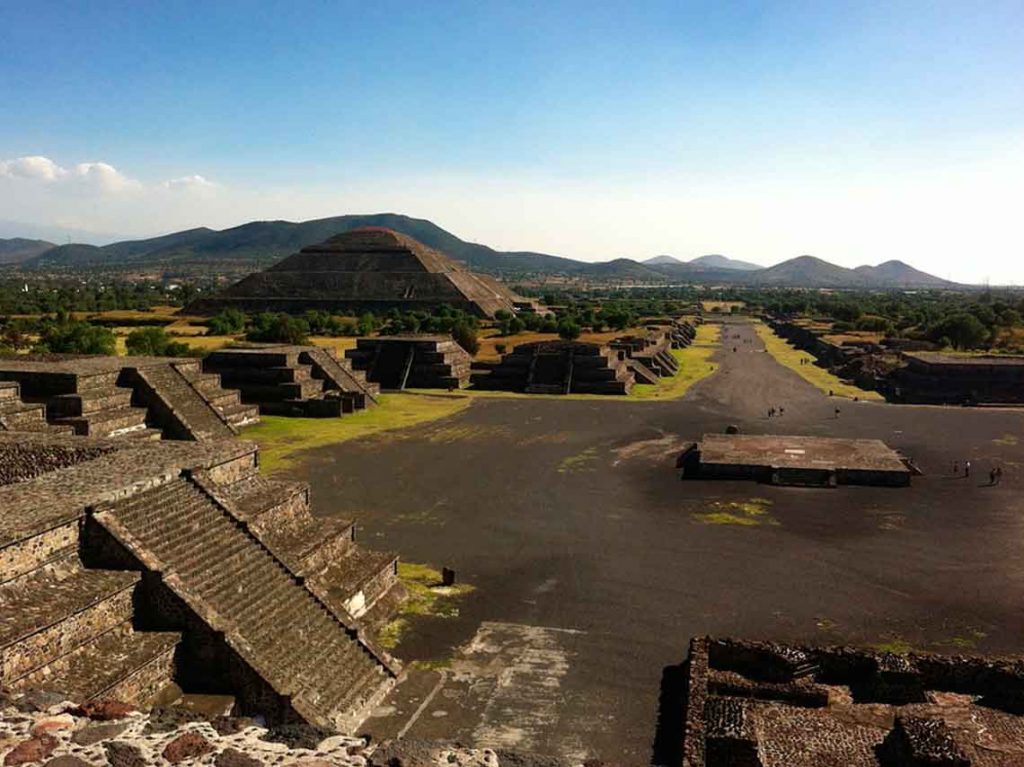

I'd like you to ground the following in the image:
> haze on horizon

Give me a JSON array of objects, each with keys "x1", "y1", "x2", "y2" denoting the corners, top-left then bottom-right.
[{"x1": 1, "y1": 1, "x2": 1022, "y2": 283}]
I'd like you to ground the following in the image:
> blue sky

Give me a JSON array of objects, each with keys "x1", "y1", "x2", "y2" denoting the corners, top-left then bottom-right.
[{"x1": 1, "y1": 1, "x2": 1022, "y2": 282}]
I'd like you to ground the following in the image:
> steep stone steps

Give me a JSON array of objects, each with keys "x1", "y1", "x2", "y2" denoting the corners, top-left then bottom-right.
[
  {"x1": 174, "y1": 363, "x2": 260, "y2": 429},
  {"x1": 129, "y1": 364, "x2": 236, "y2": 441},
  {"x1": 300, "y1": 347, "x2": 379, "y2": 405},
  {"x1": 94, "y1": 476, "x2": 394, "y2": 730},
  {"x1": 0, "y1": 563, "x2": 140, "y2": 682},
  {"x1": 11, "y1": 620, "x2": 180, "y2": 705}
]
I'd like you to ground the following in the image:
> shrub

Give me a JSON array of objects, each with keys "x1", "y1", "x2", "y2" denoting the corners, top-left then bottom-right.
[
  {"x1": 125, "y1": 326, "x2": 191, "y2": 357},
  {"x1": 207, "y1": 308, "x2": 247, "y2": 335},
  {"x1": 558, "y1": 320, "x2": 581, "y2": 340},
  {"x1": 246, "y1": 313, "x2": 310, "y2": 345},
  {"x1": 451, "y1": 322, "x2": 479, "y2": 355}
]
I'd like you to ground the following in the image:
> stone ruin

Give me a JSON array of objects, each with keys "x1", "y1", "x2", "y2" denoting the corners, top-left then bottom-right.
[
  {"x1": 203, "y1": 345, "x2": 379, "y2": 417},
  {"x1": 0, "y1": 431, "x2": 404, "y2": 733},
  {"x1": 344, "y1": 335, "x2": 471, "y2": 390},
  {"x1": 678, "y1": 434, "x2": 913, "y2": 488},
  {"x1": 677, "y1": 636, "x2": 1024, "y2": 766},
  {"x1": 0, "y1": 356, "x2": 259, "y2": 442},
  {"x1": 471, "y1": 340, "x2": 636, "y2": 395},
  {"x1": 889, "y1": 352, "x2": 1024, "y2": 406},
  {"x1": 608, "y1": 328, "x2": 680, "y2": 385},
  {"x1": 185, "y1": 228, "x2": 524, "y2": 319}
]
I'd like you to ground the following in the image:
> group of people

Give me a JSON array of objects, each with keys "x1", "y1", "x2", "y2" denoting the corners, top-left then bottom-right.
[
  {"x1": 952, "y1": 460, "x2": 1004, "y2": 485},
  {"x1": 767, "y1": 406, "x2": 786, "y2": 418}
]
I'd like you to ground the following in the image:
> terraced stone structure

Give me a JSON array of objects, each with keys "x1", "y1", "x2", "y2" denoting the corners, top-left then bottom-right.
[
  {"x1": 344, "y1": 335, "x2": 471, "y2": 390},
  {"x1": 678, "y1": 636, "x2": 1024, "y2": 766},
  {"x1": 0, "y1": 355, "x2": 258, "y2": 441},
  {"x1": 203, "y1": 345, "x2": 379, "y2": 416},
  {"x1": 890, "y1": 351, "x2": 1024, "y2": 405},
  {"x1": 471, "y1": 340, "x2": 635, "y2": 395},
  {"x1": 0, "y1": 432, "x2": 402, "y2": 732},
  {"x1": 678, "y1": 434, "x2": 912, "y2": 487},
  {"x1": 609, "y1": 329, "x2": 679, "y2": 384},
  {"x1": 186, "y1": 228, "x2": 522, "y2": 318}
]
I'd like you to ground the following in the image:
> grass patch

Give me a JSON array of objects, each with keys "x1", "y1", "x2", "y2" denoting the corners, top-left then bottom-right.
[
  {"x1": 870, "y1": 635, "x2": 916, "y2": 654},
  {"x1": 630, "y1": 324, "x2": 722, "y2": 401},
  {"x1": 377, "y1": 562, "x2": 475, "y2": 651},
  {"x1": 558, "y1": 446, "x2": 600, "y2": 473},
  {"x1": 753, "y1": 322, "x2": 883, "y2": 401},
  {"x1": 242, "y1": 393, "x2": 472, "y2": 473},
  {"x1": 993, "y1": 434, "x2": 1019, "y2": 446},
  {"x1": 692, "y1": 498, "x2": 778, "y2": 527}
]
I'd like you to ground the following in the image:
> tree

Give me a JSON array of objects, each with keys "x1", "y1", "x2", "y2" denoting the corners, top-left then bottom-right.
[
  {"x1": 246, "y1": 313, "x2": 310, "y2": 344},
  {"x1": 207, "y1": 308, "x2": 247, "y2": 335},
  {"x1": 930, "y1": 313, "x2": 989, "y2": 350},
  {"x1": 451, "y1": 322, "x2": 479, "y2": 355},
  {"x1": 558, "y1": 320, "x2": 581, "y2": 340},
  {"x1": 125, "y1": 326, "x2": 191, "y2": 357},
  {"x1": 34, "y1": 320, "x2": 116, "y2": 355}
]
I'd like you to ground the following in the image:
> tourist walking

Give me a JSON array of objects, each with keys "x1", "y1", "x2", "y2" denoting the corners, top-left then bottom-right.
[{"x1": 965, "y1": 460, "x2": 971, "y2": 478}]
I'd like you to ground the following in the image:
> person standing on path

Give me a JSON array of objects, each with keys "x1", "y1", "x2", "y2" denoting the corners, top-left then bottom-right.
[{"x1": 965, "y1": 460, "x2": 971, "y2": 478}]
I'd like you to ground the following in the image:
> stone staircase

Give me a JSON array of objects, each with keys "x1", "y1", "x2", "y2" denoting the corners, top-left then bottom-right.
[
  {"x1": 126, "y1": 363, "x2": 237, "y2": 441},
  {"x1": 204, "y1": 346, "x2": 378, "y2": 418},
  {"x1": 345, "y1": 336, "x2": 471, "y2": 390},
  {"x1": 0, "y1": 381, "x2": 73, "y2": 434},
  {"x1": 94, "y1": 475, "x2": 396, "y2": 731},
  {"x1": 173, "y1": 361, "x2": 260, "y2": 429},
  {"x1": 0, "y1": 548, "x2": 180, "y2": 705},
  {"x1": 215, "y1": 474, "x2": 401, "y2": 623},
  {"x1": 300, "y1": 347, "x2": 380, "y2": 405},
  {"x1": 47, "y1": 381, "x2": 157, "y2": 440}
]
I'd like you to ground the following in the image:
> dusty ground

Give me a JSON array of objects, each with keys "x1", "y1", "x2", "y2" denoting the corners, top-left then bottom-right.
[{"x1": 287, "y1": 318, "x2": 1024, "y2": 763}]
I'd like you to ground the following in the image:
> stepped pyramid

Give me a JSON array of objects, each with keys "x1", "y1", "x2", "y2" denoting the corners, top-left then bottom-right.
[
  {"x1": 187, "y1": 227, "x2": 521, "y2": 318},
  {"x1": 0, "y1": 432, "x2": 402, "y2": 732}
]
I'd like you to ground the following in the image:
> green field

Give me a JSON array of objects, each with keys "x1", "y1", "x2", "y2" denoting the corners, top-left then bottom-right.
[{"x1": 242, "y1": 393, "x2": 473, "y2": 473}]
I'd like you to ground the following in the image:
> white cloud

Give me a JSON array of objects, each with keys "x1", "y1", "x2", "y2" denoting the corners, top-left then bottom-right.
[
  {"x1": 161, "y1": 174, "x2": 216, "y2": 190},
  {"x1": 0, "y1": 155, "x2": 66, "y2": 181}
]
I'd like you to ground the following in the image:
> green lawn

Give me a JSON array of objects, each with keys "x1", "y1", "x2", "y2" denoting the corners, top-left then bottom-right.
[
  {"x1": 242, "y1": 393, "x2": 473, "y2": 473},
  {"x1": 754, "y1": 322, "x2": 884, "y2": 400}
]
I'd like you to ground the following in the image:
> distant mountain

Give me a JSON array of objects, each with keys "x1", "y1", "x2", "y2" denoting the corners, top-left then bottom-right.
[
  {"x1": 643, "y1": 254, "x2": 762, "y2": 271},
  {"x1": 643, "y1": 255, "x2": 684, "y2": 266},
  {"x1": 0, "y1": 237, "x2": 57, "y2": 264},
  {"x1": 13, "y1": 213, "x2": 957, "y2": 288},
  {"x1": 749, "y1": 255, "x2": 864, "y2": 287},
  {"x1": 689, "y1": 254, "x2": 762, "y2": 271},
  {"x1": 853, "y1": 260, "x2": 951, "y2": 288}
]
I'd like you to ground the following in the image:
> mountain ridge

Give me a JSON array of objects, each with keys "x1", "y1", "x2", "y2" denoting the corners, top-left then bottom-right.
[{"x1": 9, "y1": 214, "x2": 958, "y2": 288}]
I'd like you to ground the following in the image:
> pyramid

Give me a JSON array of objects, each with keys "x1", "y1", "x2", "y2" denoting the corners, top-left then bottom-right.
[{"x1": 186, "y1": 228, "x2": 520, "y2": 318}]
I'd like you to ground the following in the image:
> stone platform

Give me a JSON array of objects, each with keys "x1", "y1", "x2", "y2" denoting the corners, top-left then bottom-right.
[
  {"x1": 204, "y1": 345, "x2": 379, "y2": 417},
  {"x1": 471, "y1": 341, "x2": 635, "y2": 395},
  {"x1": 0, "y1": 355, "x2": 258, "y2": 441},
  {"x1": 344, "y1": 335, "x2": 471, "y2": 390},
  {"x1": 678, "y1": 434, "x2": 911, "y2": 487},
  {"x1": 678, "y1": 636, "x2": 1024, "y2": 766},
  {"x1": 0, "y1": 432, "x2": 403, "y2": 733}
]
